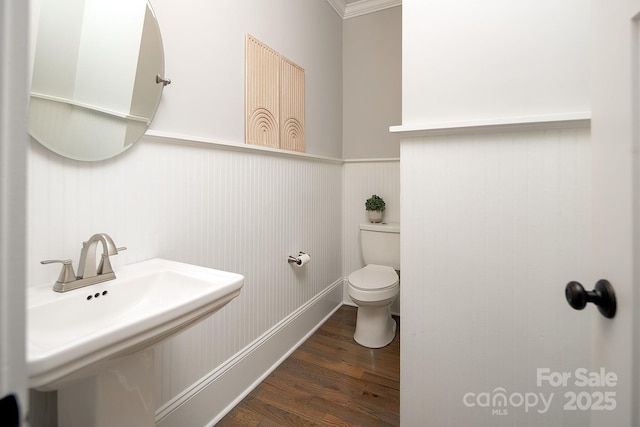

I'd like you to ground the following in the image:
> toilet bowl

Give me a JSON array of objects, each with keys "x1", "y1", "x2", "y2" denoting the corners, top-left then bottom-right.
[
  {"x1": 348, "y1": 221, "x2": 400, "y2": 348},
  {"x1": 348, "y1": 264, "x2": 399, "y2": 348}
]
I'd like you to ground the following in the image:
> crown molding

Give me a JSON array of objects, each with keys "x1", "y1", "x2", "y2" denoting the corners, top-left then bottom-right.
[
  {"x1": 344, "y1": 0, "x2": 401, "y2": 19},
  {"x1": 326, "y1": 0, "x2": 347, "y2": 17},
  {"x1": 326, "y1": 0, "x2": 401, "y2": 19}
]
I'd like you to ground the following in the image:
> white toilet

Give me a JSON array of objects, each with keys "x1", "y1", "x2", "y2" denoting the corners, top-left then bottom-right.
[{"x1": 348, "y1": 223, "x2": 400, "y2": 348}]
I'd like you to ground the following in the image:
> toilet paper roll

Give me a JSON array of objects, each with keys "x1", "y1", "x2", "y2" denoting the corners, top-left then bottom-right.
[{"x1": 295, "y1": 253, "x2": 311, "y2": 267}]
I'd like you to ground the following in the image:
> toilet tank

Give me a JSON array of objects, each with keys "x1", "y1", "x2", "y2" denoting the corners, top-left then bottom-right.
[{"x1": 360, "y1": 223, "x2": 400, "y2": 270}]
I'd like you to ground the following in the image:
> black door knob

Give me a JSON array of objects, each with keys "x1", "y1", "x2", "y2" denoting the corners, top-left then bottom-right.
[{"x1": 565, "y1": 279, "x2": 616, "y2": 318}]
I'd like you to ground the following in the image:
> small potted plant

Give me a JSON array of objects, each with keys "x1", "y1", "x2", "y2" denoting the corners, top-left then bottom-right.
[{"x1": 365, "y1": 194, "x2": 386, "y2": 223}]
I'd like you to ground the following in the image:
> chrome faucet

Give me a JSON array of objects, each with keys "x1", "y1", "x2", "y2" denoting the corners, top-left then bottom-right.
[
  {"x1": 41, "y1": 233, "x2": 126, "y2": 292},
  {"x1": 77, "y1": 233, "x2": 119, "y2": 279}
]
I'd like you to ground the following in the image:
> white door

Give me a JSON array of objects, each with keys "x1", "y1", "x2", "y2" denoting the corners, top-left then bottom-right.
[
  {"x1": 0, "y1": 0, "x2": 29, "y2": 424},
  {"x1": 590, "y1": 0, "x2": 639, "y2": 425}
]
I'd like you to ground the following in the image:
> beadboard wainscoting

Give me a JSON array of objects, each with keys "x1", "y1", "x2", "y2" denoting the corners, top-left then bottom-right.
[
  {"x1": 400, "y1": 126, "x2": 592, "y2": 426},
  {"x1": 342, "y1": 159, "x2": 400, "y2": 313},
  {"x1": 27, "y1": 135, "x2": 343, "y2": 424}
]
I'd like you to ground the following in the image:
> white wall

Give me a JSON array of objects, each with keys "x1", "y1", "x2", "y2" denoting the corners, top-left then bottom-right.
[
  {"x1": 25, "y1": 2, "x2": 403, "y2": 423},
  {"x1": 343, "y1": 6, "x2": 401, "y2": 159},
  {"x1": 402, "y1": 0, "x2": 590, "y2": 126},
  {"x1": 150, "y1": 0, "x2": 343, "y2": 159},
  {"x1": 28, "y1": 138, "x2": 343, "y2": 415},
  {"x1": 27, "y1": 0, "x2": 344, "y2": 423},
  {"x1": 399, "y1": 0, "x2": 592, "y2": 425},
  {"x1": 341, "y1": 6, "x2": 402, "y2": 315},
  {"x1": 401, "y1": 128, "x2": 592, "y2": 426},
  {"x1": 342, "y1": 160, "x2": 400, "y2": 313},
  {"x1": 0, "y1": 0, "x2": 28, "y2": 421}
]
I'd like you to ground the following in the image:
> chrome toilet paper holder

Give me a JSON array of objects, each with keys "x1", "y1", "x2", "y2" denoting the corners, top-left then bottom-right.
[{"x1": 288, "y1": 252, "x2": 308, "y2": 265}]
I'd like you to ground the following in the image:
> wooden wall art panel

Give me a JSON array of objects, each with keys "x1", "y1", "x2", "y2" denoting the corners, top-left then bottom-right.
[
  {"x1": 245, "y1": 35, "x2": 280, "y2": 148},
  {"x1": 245, "y1": 35, "x2": 305, "y2": 152},
  {"x1": 280, "y1": 57, "x2": 305, "y2": 152}
]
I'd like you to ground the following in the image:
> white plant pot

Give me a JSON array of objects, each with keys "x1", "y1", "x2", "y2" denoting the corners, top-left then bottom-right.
[{"x1": 367, "y1": 210, "x2": 383, "y2": 223}]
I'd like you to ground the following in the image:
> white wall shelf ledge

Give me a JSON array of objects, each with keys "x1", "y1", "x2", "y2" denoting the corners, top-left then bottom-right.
[
  {"x1": 389, "y1": 112, "x2": 591, "y2": 137},
  {"x1": 143, "y1": 130, "x2": 343, "y2": 164}
]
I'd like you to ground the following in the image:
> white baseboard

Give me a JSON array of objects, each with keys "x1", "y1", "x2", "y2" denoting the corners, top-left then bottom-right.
[{"x1": 156, "y1": 279, "x2": 343, "y2": 427}]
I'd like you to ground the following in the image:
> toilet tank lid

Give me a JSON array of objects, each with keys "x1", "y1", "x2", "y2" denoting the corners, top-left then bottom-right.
[{"x1": 359, "y1": 223, "x2": 399, "y2": 233}]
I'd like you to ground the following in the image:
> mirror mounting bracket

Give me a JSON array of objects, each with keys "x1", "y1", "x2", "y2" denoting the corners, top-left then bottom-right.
[{"x1": 156, "y1": 74, "x2": 171, "y2": 86}]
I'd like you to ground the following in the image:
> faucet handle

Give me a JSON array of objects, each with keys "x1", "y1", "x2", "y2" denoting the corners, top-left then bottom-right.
[
  {"x1": 40, "y1": 259, "x2": 77, "y2": 284},
  {"x1": 96, "y1": 247, "x2": 126, "y2": 275}
]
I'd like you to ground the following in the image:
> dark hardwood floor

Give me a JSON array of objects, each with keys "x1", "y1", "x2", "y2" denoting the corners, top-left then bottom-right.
[{"x1": 217, "y1": 305, "x2": 400, "y2": 426}]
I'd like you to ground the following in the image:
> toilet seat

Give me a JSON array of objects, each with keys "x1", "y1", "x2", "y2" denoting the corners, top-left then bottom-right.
[
  {"x1": 348, "y1": 264, "x2": 399, "y2": 304},
  {"x1": 348, "y1": 264, "x2": 398, "y2": 291}
]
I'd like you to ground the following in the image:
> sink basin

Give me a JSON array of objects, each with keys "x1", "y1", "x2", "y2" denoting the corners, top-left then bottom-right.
[{"x1": 28, "y1": 258, "x2": 244, "y2": 390}]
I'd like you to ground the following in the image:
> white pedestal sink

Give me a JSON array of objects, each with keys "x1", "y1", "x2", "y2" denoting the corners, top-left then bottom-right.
[
  {"x1": 57, "y1": 348, "x2": 156, "y2": 427},
  {"x1": 27, "y1": 258, "x2": 244, "y2": 426}
]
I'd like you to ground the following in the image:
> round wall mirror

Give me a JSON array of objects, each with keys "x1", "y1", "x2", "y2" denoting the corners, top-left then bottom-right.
[{"x1": 29, "y1": 0, "x2": 168, "y2": 161}]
